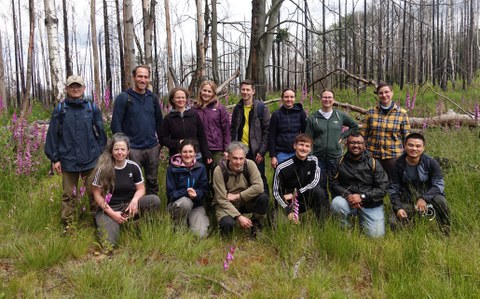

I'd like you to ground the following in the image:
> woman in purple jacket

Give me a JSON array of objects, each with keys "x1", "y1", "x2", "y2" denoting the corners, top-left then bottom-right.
[{"x1": 193, "y1": 80, "x2": 231, "y2": 178}]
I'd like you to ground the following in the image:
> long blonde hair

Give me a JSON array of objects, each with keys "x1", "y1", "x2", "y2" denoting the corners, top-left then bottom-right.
[
  {"x1": 92, "y1": 133, "x2": 130, "y2": 195},
  {"x1": 194, "y1": 80, "x2": 218, "y2": 109}
]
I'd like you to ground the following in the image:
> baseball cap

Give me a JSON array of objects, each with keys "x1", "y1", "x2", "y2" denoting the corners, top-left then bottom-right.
[{"x1": 66, "y1": 75, "x2": 85, "y2": 86}]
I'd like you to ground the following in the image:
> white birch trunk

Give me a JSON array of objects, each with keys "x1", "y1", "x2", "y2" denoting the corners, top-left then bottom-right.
[
  {"x1": 164, "y1": 0, "x2": 174, "y2": 90},
  {"x1": 143, "y1": 0, "x2": 155, "y2": 67},
  {"x1": 91, "y1": 0, "x2": 101, "y2": 103},
  {"x1": 0, "y1": 33, "x2": 6, "y2": 109},
  {"x1": 44, "y1": 0, "x2": 64, "y2": 102},
  {"x1": 124, "y1": 0, "x2": 135, "y2": 87}
]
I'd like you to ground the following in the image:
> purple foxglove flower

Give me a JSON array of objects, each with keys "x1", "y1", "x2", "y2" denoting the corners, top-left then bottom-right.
[
  {"x1": 474, "y1": 102, "x2": 479, "y2": 120},
  {"x1": 105, "y1": 193, "x2": 112, "y2": 204},
  {"x1": 79, "y1": 186, "x2": 86, "y2": 197}
]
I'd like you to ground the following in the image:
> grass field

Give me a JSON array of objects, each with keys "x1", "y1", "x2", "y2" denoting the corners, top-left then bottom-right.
[{"x1": 1, "y1": 85, "x2": 480, "y2": 297}]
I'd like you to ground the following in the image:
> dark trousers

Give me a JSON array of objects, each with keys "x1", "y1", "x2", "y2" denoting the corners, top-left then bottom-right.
[
  {"x1": 129, "y1": 146, "x2": 160, "y2": 195},
  {"x1": 297, "y1": 184, "x2": 330, "y2": 221},
  {"x1": 219, "y1": 192, "x2": 269, "y2": 236},
  {"x1": 380, "y1": 158, "x2": 397, "y2": 181},
  {"x1": 317, "y1": 158, "x2": 338, "y2": 200},
  {"x1": 61, "y1": 169, "x2": 96, "y2": 222},
  {"x1": 247, "y1": 150, "x2": 269, "y2": 195},
  {"x1": 389, "y1": 194, "x2": 450, "y2": 232},
  {"x1": 96, "y1": 195, "x2": 161, "y2": 246}
]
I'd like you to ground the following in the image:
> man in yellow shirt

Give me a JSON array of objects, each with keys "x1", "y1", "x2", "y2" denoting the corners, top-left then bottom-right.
[{"x1": 230, "y1": 79, "x2": 270, "y2": 195}]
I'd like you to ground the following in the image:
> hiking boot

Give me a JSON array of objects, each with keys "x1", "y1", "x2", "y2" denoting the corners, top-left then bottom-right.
[{"x1": 250, "y1": 218, "x2": 263, "y2": 239}]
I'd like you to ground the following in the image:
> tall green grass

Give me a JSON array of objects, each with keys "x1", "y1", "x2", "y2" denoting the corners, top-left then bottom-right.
[{"x1": 1, "y1": 91, "x2": 479, "y2": 297}]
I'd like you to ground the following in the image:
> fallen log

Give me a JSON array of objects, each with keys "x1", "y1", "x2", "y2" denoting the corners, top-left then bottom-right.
[{"x1": 410, "y1": 109, "x2": 478, "y2": 128}]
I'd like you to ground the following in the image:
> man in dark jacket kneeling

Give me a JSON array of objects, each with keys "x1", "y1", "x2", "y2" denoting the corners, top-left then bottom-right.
[
  {"x1": 388, "y1": 132, "x2": 450, "y2": 235},
  {"x1": 330, "y1": 133, "x2": 389, "y2": 237}
]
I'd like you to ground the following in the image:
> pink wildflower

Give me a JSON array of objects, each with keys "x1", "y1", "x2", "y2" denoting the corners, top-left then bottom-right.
[
  {"x1": 292, "y1": 192, "x2": 299, "y2": 223},
  {"x1": 405, "y1": 90, "x2": 411, "y2": 110},
  {"x1": 105, "y1": 193, "x2": 112, "y2": 204},
  {"x1": 411, "y1": 91, "x2": 416, "y2": 109},
  {"x1": 223, "y1": 245, "x2": 236, "y2": 270},
  {"x1": 104, "y1": 88, "x2": 111, "y2": 110},
  {"x1": 12, "y1": 112, "x2": 17, "y2": 124},
  {"x1": 79, "y1": 186, "x2": 86, "y2": 197},
  {"x1": 474, "y1": 102, "x2": 479, "y2": 120}
]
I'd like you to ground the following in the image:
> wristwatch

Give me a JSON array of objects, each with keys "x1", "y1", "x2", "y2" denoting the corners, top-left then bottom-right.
[{"x1": 360, "y1": 194, "x2": 366, "y2": 200}]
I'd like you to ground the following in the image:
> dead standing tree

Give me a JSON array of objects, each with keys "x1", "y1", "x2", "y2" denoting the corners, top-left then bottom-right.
[{"x1": 44, "y1": 0, "x2": 64, "y2": 104}]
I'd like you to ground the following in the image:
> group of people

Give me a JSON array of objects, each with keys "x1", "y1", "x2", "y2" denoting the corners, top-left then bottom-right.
[{"x1": 45, "y1": 66, "x2": 451, "y2": 249}]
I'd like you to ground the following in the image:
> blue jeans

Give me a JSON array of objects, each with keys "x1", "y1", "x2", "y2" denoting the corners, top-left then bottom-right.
[
  {"x1": 331, "y1": 196, "x2": 385, "y2": 238},
  {"x1": 276, "y1": 152, "x2": 295, "y2": 164}
]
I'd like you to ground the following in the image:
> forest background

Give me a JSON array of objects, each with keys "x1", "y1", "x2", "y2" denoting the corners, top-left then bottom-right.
[{"x1": 0, "y1": 0, "x2": 480, "y2": 297}]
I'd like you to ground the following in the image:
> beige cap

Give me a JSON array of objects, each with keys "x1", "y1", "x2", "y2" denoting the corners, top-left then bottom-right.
[{"x1": 66, "y1": 75, "x2": 85, "y2": 86}]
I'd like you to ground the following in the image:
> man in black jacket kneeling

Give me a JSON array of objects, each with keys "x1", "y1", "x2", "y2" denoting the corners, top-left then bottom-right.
[{"x1": 330, "y1": 133, "x2": 389, "y2": 237}]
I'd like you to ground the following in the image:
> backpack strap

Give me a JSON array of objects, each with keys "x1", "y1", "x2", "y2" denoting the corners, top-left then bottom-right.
[
  {"x1": 333, "y1": 154, "x2": 375, "y2": 180},
  {"x1": 255, "y1": 101, "x2": 264, "y2": 121},
  {"x1": 56, "y1": 102, "x2": 67, "y2": 136},
  {"x1": 219, "y1": 159, "x2": 251, "y2": 187}
]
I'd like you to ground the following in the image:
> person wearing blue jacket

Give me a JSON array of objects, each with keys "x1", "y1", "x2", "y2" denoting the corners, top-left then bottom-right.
[
  {"x1": 268, "y1": 88, "x2": 307, "y2": 169},
  {"x1": 45, "y1": 75, "x2": 107, "y2": 233},
  {"x1": 111, "y1": 65, "x2": 163, "y2": 196},
  {"x1": 166, "y1": 140, "x2": 210, "y2": 238}
]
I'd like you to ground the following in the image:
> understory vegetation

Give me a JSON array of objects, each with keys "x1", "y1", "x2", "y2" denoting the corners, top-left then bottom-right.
[{"x1": 1, "y1": 85, "x2": 479, "y2": 297}]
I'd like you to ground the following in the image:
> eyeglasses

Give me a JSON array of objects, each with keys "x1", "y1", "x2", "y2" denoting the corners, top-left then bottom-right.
[{"x1": 348, "y1": 142, "x2": 365, "y2": 145}]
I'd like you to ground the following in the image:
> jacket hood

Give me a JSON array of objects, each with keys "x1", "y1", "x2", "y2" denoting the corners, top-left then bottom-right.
[
  {"x1": 126, "y1": 88, "x2": 154, "y2": 100},
  {"x1": 170, "y1": 153, "x2": 197, "y2": 168},
  {"x1": 195, "y1": 98, "x2": 219, "y2": 109},
  {"x1": 344, "y1": 150, "x2": 371, "y2": 162},
  {"x1": 280, "y1": 103, "x2": 303, "y2": 112},
  {"x1": 312, "y1": 108, "x2": 340, "y2": 119},
  {"x1": 169, "y1": 106, "x2": 192, "y2": 116},
  {"x1": 64, "y1": 98, "x2": 88, "y2": 106}
]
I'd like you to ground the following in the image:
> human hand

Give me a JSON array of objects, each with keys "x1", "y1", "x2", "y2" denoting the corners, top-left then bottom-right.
[
  {"x1": 187, "y1": 187, "x2": 197, "y2": 199},
  {"x1": 396, "y1": 209, "x2": 408, "y2": 219},
  {"x1": 236, "y1": 215, "x2": 253, "y2": 229},
  {"x1": 125, "y1": 199, "x2": 139, "y2": 217},
  {"x1": 287, "y1": 212, "x2": 300, "y2": 224},
  {"x1": 271, "y1": 157, "x2": 278, "y2": 169},
  {"x1": 112, "y1": 210, "x2": 129, "y2": 224},
  {"x1": 53, "y1": 161, "x2": 62, "y2": 174},
  {"x1": 347, "y1": 194, "x2": 362, "y2": 209},
  {"x1": 207, "y1": 158, "x2": 213, "y2": 165},
  {"x1": 255, "y1": 153, "x2": 263, "y2": 164},
  {"x1": 415, "y1": 198, "x2": 427, "y2": 213},
  {"x1": 283, "y1": 193, "x2": 294, "y2": 202},
  {"x1": 227, "y1": 193, "x2": 239, "y2": 202}
]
